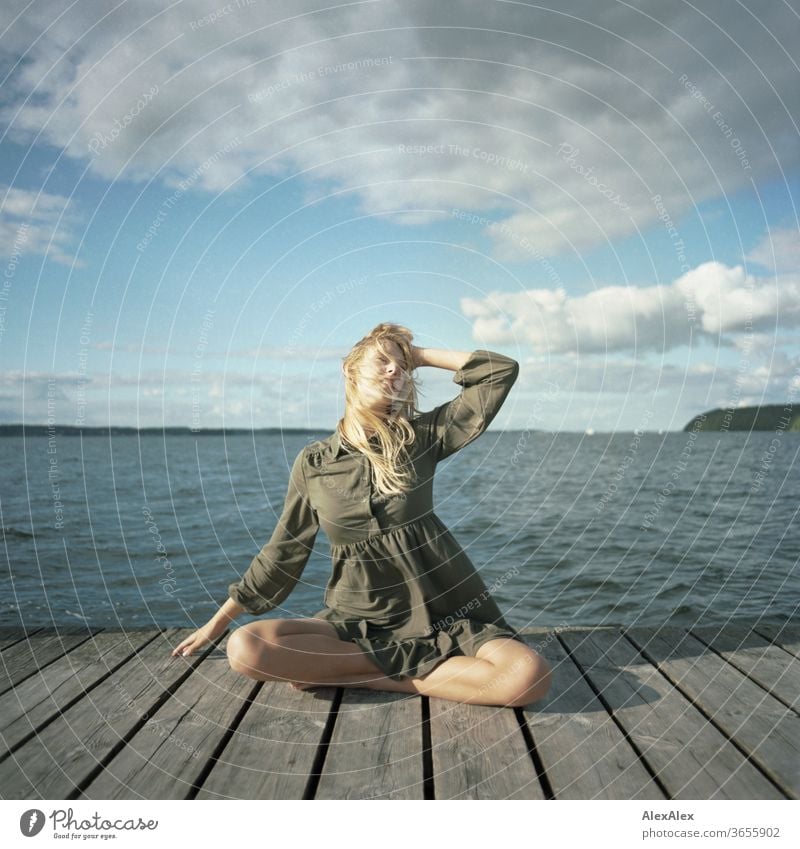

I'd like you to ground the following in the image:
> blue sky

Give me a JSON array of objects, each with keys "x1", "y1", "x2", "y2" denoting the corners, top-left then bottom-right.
[{"x1": 1, "y1": 0, "x2": 798, "y2": 431}]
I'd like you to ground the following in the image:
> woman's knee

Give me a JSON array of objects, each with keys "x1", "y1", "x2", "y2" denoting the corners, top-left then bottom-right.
[
  {"x1": 225, "y1": 622, "x2": 276, "y2": 676},
  {"x1": 225, "y1": 619, "x2": 338, "y2": 678},
  {"x1": 498, "y1": 651, "x2": 553, "y2": 708}
]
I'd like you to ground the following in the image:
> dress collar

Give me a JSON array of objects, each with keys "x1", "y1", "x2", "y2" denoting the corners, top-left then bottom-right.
[
  {"x1": 319, "y1": 428, "x2": 378, "y2": 462},
  {"x1": 328, "y1": 429, "x2": 345, "y2": 459},
  {"x1": 318, "y1": 428, "x2": 351, "y2": 462}
]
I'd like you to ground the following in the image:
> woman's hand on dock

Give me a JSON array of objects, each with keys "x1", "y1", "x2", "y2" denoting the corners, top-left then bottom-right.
[
  {"x1": 171, "y1": 598, "x2": 243, "y2": 658},
  {"x1": 171, "y1": 619, "x2": 228, "y2": 658}
]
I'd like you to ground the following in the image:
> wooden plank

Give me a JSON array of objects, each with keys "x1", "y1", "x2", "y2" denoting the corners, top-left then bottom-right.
[
  {"x1": 0, "y1": 626, "x2": 99, "y2": 695},
  {"x1": 567, "y1": 629, "x2": 782, "y2": 799},
  {"x1": 755, "y1": 623, "x2": 800, "y2": 660},
  {"x1": 314, "y1": 688, "x2": 424, "y2": 799},
  {"x1": 429, "y1": 697, "x2": 542, "y2": 799},
  {"x1": 1, "y1": 624, "x2": 789, "y2": 801},
  {"x1": 81, "y1": 653, "x2": 257, "y2": 799},
  {"x1": 0, "y1": 628, "x2": 218, "y2": 799},
  {"x1": 521, "y1": 629, "x2": 665, "y2": 799},
  {"x1": 626, "y1": 626, "x2": 799, "y2": 799},
  {"x1": 0, "y1": 630, "x2": 159, "y2": 755},
  {"x1": 197, "y1": 679, "x2": 338, "y2": 800},
  {"x1": 691, "y1": 624, "x2": 800, "y2": 712},
  {"x1": 0, "y1": 627, "x2": 42, "y2": 650}
]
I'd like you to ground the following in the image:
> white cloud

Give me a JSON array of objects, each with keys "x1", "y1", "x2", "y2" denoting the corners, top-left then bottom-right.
[
  {"x1": 461, "y1": 261, "x2": 800, "y2": 354},
  {"x1": 0, "y1": 186, "x2": 83, "y2": 266},
  {"x1": 1, "y1": 0, "x2": 797, "y2": 257},
  {"x1": 746, "y1": 227, "x2": 800, "y2": 273}
]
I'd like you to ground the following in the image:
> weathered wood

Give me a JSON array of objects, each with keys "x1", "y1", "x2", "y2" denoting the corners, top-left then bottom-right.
[
  {"x1": 625, "y1": 626, "x2": 798, "y2": 799},
  {"x1": 754, "y1": 623, "x2": 800, "y2": 660},
  {"x1": 0, "y1": 628, "x2": 215, "y2": 798},
  {"x1": 0, "y1": 627, "x2": 42, "y2": 650},
  {"x1": 0, "y1": 627, "x2": 99, "y2": 696},
  {"x1": 0, "y1": 630, "x2": 159, "y2": 756},
  {"x1": 314, "y1": 688, "x2": 424, "y2": 799},
  {"x1": 521, "y1": 629, "x2": 664, "y2": 800},
  {"x1": 0, "y1": 623, "x2": 793, "y2": 800},
  {"x1": 196, "y1": 678, "x2": 338, "y2": 800},
  {"x1": 428, "y1": 697, "x2": 541, "y2": 799},
  {"x1": 81, "y1": 652, "x2": 258, "y2": 799},
  {"x1": 567, "y1": 629, "x2": 782, "y2": 799},
  {"x1": 690, "y1": 624, "x2": 800, "y2": 712}
]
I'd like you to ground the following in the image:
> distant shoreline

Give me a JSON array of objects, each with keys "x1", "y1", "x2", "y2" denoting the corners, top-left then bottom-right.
[
  {"x1": 1, "y1": 423, "x2": 796, "y2": 436},
  {"x1": 0, "y1": 424, "x2": 325, "y2": 436},
  {"x1": 683, "y1": 403, "x2": 798, "y2": 433},
  {"x1": 0, "y1": 423, "x2": 660, "y2": 435},
  {"x1": 1, "y1": 403, "x2": 797, "y2": 436}
]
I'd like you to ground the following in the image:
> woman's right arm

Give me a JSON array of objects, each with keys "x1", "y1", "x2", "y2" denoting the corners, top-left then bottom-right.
[
  {"x1": 171, "y1": 597, "x2": 244, "y2": 657},
  {"x1": 171, "y1": 447, "x2": 319, "y2": 658}
]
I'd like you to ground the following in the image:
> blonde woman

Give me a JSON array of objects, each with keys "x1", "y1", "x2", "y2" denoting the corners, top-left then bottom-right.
[{"x1": 173, "y1": 323, "x2": 552, "y2": 707}]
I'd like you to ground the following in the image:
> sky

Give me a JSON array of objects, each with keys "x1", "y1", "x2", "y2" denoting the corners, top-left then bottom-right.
[{"x1": 1, "y1": 0, "x2": 798, "y2": 432}]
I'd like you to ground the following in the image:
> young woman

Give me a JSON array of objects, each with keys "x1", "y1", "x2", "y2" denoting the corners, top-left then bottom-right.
[{"x1": 172, "y1": 323, "x2": 552, "y2": 707}]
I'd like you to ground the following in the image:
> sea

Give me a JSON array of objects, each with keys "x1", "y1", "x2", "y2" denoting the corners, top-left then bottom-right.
[{"x1": 1, "y1": 430, "x2": 797, "y2": 631}]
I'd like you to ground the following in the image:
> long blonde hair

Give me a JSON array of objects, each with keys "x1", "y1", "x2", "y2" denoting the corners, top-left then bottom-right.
[{"x1": 339, "y1": 322, "x2": 422, "y2": 497}]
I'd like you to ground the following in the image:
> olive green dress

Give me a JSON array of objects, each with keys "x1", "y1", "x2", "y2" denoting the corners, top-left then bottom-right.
[{"x1": 229, "y1": 349, "x2": 526, "y2": 681}]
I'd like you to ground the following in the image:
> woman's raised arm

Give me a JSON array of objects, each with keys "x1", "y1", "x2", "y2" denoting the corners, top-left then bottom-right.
[
  {"x1": 411, "y1": 345, "x2": 472, "y2": 372},
  {"x1": 417, "y1": 348, "x2": 520, "y2": 463}
]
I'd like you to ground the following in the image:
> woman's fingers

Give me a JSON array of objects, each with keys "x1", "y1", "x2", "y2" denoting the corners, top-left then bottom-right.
[
  {"x1": 171, "y1": 625, "x2": 221, "y2": 658},
  {"x1": 172, "y1": 634, "x2": 198, "y2": 657}
]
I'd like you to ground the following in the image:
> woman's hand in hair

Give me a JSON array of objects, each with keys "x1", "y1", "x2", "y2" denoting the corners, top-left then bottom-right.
[
  {"x1": 411, "y1": 347, "x2": 472, "y2": 372},
  {"x1": 409, "y1": 345, "x2": 425, "y2": 369}
]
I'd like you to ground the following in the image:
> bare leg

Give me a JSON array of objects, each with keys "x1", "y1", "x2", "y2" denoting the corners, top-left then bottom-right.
[
  {"x1": 226, "y1": 618, "x2": 390, "y2": 685},
  {"x1": 360, "y1": 639, "x2": 551, "y2": 707},
  {"x1": 226, "y1": 620, "x2": 551, "y2": 707}
]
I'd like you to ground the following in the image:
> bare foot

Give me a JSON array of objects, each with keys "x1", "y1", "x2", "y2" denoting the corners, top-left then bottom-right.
[{"x1": 288, "y1": 680, "x2": 317, "y2": 691}]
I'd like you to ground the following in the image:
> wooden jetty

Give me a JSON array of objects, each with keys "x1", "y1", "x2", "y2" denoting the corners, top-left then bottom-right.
[{"x1": 0, "y1": 621, "x2": 797, "y2": 800}]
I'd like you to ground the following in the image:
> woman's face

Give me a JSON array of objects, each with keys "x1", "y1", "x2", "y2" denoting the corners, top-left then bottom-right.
[{"x1": 354, "y1": 340, "x2": 409, "y2": 417}]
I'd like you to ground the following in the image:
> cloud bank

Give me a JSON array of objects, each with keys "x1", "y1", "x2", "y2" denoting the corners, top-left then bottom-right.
[
  {"x1": 2, "y1": 0, "x2": 798, "y2": 258},
  {"x1": 461, "y1": 260, "x2": 800, "y2": 354}
]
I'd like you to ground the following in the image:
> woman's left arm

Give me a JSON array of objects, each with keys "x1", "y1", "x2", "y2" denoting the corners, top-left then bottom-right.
[
  {"x1": 411, "y1": 346, "x2": 472, "y2": 372},
  {"x1": 417, "y1": 348, "x2": 520, "y2": 462}
]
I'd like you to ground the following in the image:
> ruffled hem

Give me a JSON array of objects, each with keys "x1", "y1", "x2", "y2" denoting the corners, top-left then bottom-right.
[{"x1": 313, "y1": 609, "x2": 525, "y2": 681}]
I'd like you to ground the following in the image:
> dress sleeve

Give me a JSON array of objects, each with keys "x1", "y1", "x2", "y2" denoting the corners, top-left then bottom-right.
[
  {"x1": 426, "y1": 349, "x2": 519, "y2": 463},
  {"x1": 228, "y1": 449, "x2": 320, "y2": 615}
]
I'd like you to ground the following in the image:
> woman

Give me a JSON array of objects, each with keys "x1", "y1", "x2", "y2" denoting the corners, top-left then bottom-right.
[{"x1": 172, "y1": 323, "x2": 552, "y2": 707}]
